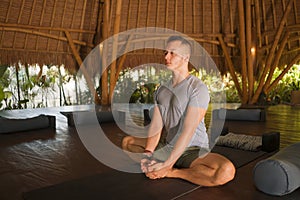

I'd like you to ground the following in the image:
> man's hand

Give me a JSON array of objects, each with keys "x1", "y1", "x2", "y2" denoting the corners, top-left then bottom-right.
[
  {"x1": 141, "y1": 158, "x2": 157, "y2": 173},
  {"x1": 143, "y1": 161, "x2": 173, "y2": 179}
]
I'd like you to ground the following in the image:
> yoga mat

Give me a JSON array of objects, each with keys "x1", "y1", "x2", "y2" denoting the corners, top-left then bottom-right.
[
  {"x1": 23, "y1": 146, "x2": 268, "y2": 200},
  {"x1": 211, "y1": 146, "x2": 267, "y2": 168},
  {"x1": 23, "y1": 170, "x2": 198, "y2": 200}
]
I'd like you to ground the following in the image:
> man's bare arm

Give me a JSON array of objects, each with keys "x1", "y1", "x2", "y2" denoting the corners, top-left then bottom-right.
[{"x1": 144, "y1": 106, "x2": 164, "y2": 153}]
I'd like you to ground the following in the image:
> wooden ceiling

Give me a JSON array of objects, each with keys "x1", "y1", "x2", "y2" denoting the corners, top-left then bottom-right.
[{"x1": 0, "y1": 0, "x2": 300, "y2": 74}]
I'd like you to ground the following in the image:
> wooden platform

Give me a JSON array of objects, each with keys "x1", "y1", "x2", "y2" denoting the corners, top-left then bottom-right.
[{"x1": 0, "y1": 104, "x2": 299, "y2": 200}]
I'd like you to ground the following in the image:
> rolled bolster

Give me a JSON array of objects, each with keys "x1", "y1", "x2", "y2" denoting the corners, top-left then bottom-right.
[{"x1": 253, "y1": 142, "x2": 300, "y2": 196}]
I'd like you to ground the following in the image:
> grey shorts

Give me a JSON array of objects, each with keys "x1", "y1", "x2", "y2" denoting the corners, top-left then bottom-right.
[{"x1": 152, "y1": 142, "x2": 210, "y2": 168}]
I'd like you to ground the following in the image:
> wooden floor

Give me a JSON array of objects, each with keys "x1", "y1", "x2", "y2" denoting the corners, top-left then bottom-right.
[{"x1": 0, "y1": 104, "x2": 299, "y2": 200}]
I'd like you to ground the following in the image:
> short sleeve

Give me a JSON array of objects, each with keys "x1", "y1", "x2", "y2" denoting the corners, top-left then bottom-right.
[{"x1": 188, "y1": 82, "x2": 210, "y2": 109}]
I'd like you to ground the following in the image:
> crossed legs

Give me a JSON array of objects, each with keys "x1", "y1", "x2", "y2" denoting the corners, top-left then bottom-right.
[{"x1": 122, "y1": 136, "x2": 236, "y2": 186}]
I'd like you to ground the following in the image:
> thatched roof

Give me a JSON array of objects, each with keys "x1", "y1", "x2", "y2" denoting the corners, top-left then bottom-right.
[
  {"x1": 1, "y1": 0, "x2": 300, "y2": 74},
  {"x1": 0, "y1": 0, "x2": 99, "y2": 72}
]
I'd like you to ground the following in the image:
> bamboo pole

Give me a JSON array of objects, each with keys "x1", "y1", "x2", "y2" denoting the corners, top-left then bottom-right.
[
  {"x1": 57, "y1": 0, "x2": 68, "y2": 52},
  {"x1": 246, "y1": 0, "x2": 254, "y2": 102},
  {"x1": 16, "y1": 64, "x2": 21, "y2": 108},
  {"x1": 109, "y1": 0, "x2": 122, "y2": 104},
  {"x1": 271, "y1": 0, "x2": 277, "y2": 29},
  {"x1": 115, "y1": 34, "x2": 133, "y2": 80},
  {"x1": 12, "y1": 0, "x2": 26, "y2": 49},
  {"x1": 238, "y1": 0, "x2": 248, "y2": 104},
  {"x1": 229, "y1": 0, "x2": 234, "y2": 34},
  {"x1": 192, "y1": 0, "x2": 196, "y2": 33},
  {"x1": 251, "y1": 0, "x2": 294, "y2": 104},
  {"x1": 211, "y1": 0, "x2": 215, "y2": 55},
  {"x1": 261, "y1": 0, "x2": 269, "y2": 50},
  {"x1": 136, "y1": 0, "x2": 141, "y2": 27},
  {"x1": 264, "y1": 31, "x2": 289, "y2": 92},
  {"x1": 101, "y1": 0, "x2": 111, "y2": 105},
  {"x1": 64, "y1": 30, "x2": 99, "y2": 104},
  {"x1": 0, "y1": 23, "x2": 95, "y2": 34},
  {"x1": 78, "y1": 0, "x2": 88, "y2": 51},
  {"x1": 45, "y1": 0, "x2": 56, "y2": 51},
  {"x1": 24, "y1": 0, "x2": 37, "y2": 49},
  {"x1": 217, "y1": 35, "x2": 242, "y2": 98},
  {"x1": 267, "y1": 53, "x2": 300, "y2": 92},
  {"x1": 183, "y1": 0, "x2": 186, "y2": 32},
  {"x1": 254, "y1": 0, "x2": 262, "y2": 48},
  {"x1": 0, "y1": 27, "x2": 92, "y2": 47},
  {"x1": 174, "y1": 0, "x2": 178, "y2": 30},
  {"x1": 165, "y1": 0, "x2": 169, "y2": 28},
  {"x1": 146, "y1": 0, "x2": 151, "y2": 26}
]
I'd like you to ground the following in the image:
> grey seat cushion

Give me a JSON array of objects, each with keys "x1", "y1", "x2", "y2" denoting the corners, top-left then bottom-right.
[
  {"x1": 253, "y1": 142, "x2": 300, "y2": 196},
  {"x1": 0, "y1": 115, "x2": 55, "y2": 133},
  {"x1": 217, "y1": 108, "x2": 263, "y2": 121}
]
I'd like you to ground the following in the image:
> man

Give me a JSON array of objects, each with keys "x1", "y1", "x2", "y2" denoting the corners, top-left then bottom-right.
[{"x1": 122, "y1": 35, "x2": 235, "y2": 186}]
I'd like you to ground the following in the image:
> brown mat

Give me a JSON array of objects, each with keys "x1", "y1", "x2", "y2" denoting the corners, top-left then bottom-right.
[{"x1": 23, "y1": 146, "x2": 268, "y2": 200}]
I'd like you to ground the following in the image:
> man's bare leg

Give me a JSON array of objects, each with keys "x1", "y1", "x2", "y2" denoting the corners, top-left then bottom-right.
[
  {"x1": 122, "y1": 136, "x2": 146, "y2": 153},
  {"x1": 122, "y1": 136, "x2": 235, "y2": 186},
  {"x1": 166, "y1": 153, "x2": 235, "y2": 186}
]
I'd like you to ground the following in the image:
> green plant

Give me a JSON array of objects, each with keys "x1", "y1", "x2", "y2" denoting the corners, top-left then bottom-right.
[{"x1": 268, "y1": 64, "x2": 300, "y2": 104}]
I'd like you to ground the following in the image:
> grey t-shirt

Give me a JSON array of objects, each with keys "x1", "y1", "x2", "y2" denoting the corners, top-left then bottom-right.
[{"x1": 155, "y1": 75, "x2": 210, "y2": 148}]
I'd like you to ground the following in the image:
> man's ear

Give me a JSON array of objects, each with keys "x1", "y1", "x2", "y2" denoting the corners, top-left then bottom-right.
[{"x1": 184, "y1": 55, "x2": 190, "y2": 62}]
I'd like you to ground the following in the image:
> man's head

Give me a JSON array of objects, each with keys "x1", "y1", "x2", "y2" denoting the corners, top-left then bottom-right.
[
  {"x1": 166, "y1": 36, "x2": 192, "y2": 57},
  {"x1": 164, "y1": 36, "x2": 192, "y2": 70}
]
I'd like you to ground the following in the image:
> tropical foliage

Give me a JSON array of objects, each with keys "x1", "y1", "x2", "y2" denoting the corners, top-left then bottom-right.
[{"x1": 0, "y1": 64, "x2": 299, "y2": 110}]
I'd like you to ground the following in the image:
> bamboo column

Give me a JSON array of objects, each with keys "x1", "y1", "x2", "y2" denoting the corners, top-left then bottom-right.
[
  {"x1": 101, "y1": 0, "x2": 111, "y2": 105},
  {"x1": 15, "y1": 63, "x2": 21, "y2": 108},
  {"x1": 246, "y1": 0, "x2": 254, "y2": 102},
  {"x1": 115, "y1": 34, "x2": 133, "y2": 81},
  {"x1": 238, "y1": 0, "x2": 248, "y2": 104},
  {"x1": 251, "y1": 0, "x2": 294, "y2": 104},
  {"x1": 268, "y1": 53, "x2": 300, "y2": 91},
  {"x1": 217, "y1": 36, "x2": 242, "y2": 98},
  {"x1": 264, "y1": 31, "x2": 290, "y2": 93},
  {"x1": 109, "y1": 0, "x2": 122, "y2": 104},
  {"x1": 65, "y1": 30, "x2": 99, "y2": 103}
]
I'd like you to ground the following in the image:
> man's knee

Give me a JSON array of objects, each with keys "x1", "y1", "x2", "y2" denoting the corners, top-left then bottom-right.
[
  {"x1": 214, "y1": 161, "x2": 236, "y2": 185},
  {"x1": 121, "y1": 136, "x2": 133, "y2": 150}
]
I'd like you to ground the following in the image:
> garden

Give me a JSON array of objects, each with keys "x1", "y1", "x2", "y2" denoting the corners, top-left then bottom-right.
[{"x1": 0, "y1": 63, "x2": 299, "y2": 110}]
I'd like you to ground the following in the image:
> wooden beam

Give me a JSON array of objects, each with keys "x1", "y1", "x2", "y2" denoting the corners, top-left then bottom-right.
[
  {"x1": 268, "y1": 53, "x2": 300, "y2": 92},
  {"x1": 265, "y1": 31, "x2": 290, "y2": 93},
  {"x1": 109, "y1": 0, "x2": 123, "y2": 104},
  {"x1": 64, "y1": 30, "x2": 99, "y2": 104},
  {"x1": 251, "y1": 0, "x2": 294, "y2": 104},
  {"x1": 101, "y1": 0, "x2": 110, "y2": 105},
  {"x1": 217, "y1": 35, "x2": 242, "y2": 98},
  {"x1": 115, "y1": 34, "x2": 133, "y2": 80},
  {"x1": 0, "y1": 23, "x2": 95, "y2": 34},
  {"x1": 0, "y1": 27, "x2": 92, "y2": 47},
  {"x1": 254, "y1": 0, "x2": 262, "y2": 47},
  {"x1": 238, "y1": 0, "x2": 248, "y2": 104},
  {"x1": 246, "y1": 0, "x2": 254, "y2": 102}
]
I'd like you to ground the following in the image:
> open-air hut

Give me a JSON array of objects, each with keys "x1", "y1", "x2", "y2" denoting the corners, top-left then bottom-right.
[
  {"x1": 1, "y1": 0, "x2": 300, "y2": 106},
  {"x1": 0, "y1": 1, "x2": 300, "y2": 200}
]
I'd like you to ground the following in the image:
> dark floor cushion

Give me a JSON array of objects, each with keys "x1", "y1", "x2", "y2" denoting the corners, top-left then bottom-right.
[
  {"x1": 253, "y1": 142, "x2": 300, "y2": 196},
  {"x1": 216, "y1": 108, "x2": 264, "y2": 121},
  {"x1": 0, "y1": 115, "x2": 55, "y2": 133}
]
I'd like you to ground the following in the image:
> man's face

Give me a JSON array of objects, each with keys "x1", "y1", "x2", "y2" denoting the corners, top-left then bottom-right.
[{"x1": 164, "y1": 40, "x2": 189, "y2": 71}]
